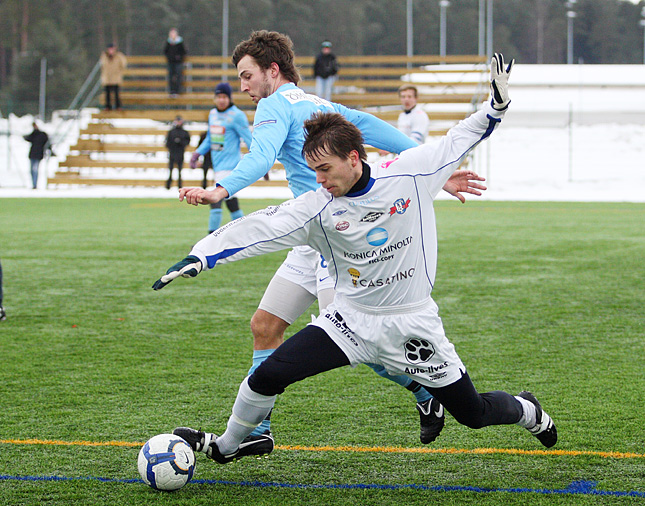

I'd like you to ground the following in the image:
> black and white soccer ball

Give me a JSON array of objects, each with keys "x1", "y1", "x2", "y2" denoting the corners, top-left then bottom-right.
[{"x1": 138, "y1": 433, "x2": 195, "y2": 491}]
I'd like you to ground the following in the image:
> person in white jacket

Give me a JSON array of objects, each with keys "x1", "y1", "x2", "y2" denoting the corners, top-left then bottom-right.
[
  {"x1": 397, "y1": 85, "x2": 430, "y2": 144},
  {"x1": 153, "y1": 54, "x2": 556, "y2": 464}
]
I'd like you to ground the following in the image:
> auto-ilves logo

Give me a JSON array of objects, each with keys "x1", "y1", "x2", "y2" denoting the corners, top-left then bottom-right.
[
  {"x1": 404, "y1": 338, "x2": 435, "y2": 364},
  {"x1": 366, "y1": 227, "x2": 388, "y2": 246}
]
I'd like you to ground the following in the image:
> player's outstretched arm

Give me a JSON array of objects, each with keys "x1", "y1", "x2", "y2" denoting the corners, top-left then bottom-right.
[
  {"x1": 178, "y1": 186, "x2": 229, "y2": 206},
  {"x1": 152, "y1": 255, "x2": 203, "y2": 290},
  {"x1": 442, "y1": 170, "x2": 487, "y2": 203}
]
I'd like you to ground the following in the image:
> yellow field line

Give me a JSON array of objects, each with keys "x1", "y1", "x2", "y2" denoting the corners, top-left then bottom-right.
[{"x1": 1, "y1": 438, "x2": 643, "y2": 459}]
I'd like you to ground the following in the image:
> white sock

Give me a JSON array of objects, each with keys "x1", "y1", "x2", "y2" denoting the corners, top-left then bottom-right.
[
  {"x1": 514, "y1": 396, "x2": 537, "y2": 428},
  {"x1": 216, "y1": 377, "x2": 276, "y2": 456}
]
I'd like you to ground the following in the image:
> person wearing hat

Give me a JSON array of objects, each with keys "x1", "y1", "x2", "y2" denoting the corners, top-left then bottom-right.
[
  {"x1": 313, "y1": 40, "x2": 338, "y2": 101},
  {"x1": 99, "y1": 43, "x2": 127, "y2": 111},
  {"x1": 190, "y1": 82, "x2": 253, "y2": 232},
  {"x1": 165, "y1": 116, "x2": 191, "y2": 189}
]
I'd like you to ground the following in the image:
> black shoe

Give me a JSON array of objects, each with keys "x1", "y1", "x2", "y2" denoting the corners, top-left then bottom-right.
[
  {"x1": 518, "y1": 391, "x2": 557, "y2": 448},
  {"x1": 0, "y1": 307, "x2": 6, "y2": 321},
  {"x1": 416, "y1": 398, "x2": 445, "y2": 444},
  {"x1": 173, "y1": 427, "x2": 274, "y2": 464}
]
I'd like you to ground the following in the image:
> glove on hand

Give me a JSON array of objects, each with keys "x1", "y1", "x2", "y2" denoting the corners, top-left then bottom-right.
[
  {"x1": 189, "y1": 152, "x2": 201, "y2": 169},
  {"x1": 152, "y1": 255, "x2": 203, "y2": 290},
  {"x1": 490, "y1": 53, "x2": 514, "y2": 111}
]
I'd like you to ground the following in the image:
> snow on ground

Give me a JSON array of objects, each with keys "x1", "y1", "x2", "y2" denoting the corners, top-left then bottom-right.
[{"x1": 1, "y1": 64, "x2": 644, "y2": 202}]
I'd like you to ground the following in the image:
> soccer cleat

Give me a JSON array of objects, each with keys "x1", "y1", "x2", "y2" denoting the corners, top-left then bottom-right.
[
  {"x1": 416, "y1": 398, "x2": 445, "y2": 444},
  {"x1": 173, "y1": 427, "x2": 274, "y2": 464},
  {"x1": 173, "y1": 427, "x2": 214, "y2": 453},
  {"x1": 518, "y1": 391, "x2": 557, "y2": 448},
  {"x1": 205, "y1": 431, "x2": 275, "y2": 464},
  {"x1": 0, "y1": 307, "x2": 6, "y2": 321}
]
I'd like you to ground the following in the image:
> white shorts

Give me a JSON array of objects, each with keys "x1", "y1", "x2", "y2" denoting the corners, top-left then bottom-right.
[
  {"x1": 258, "y1": 246, "x2": 335, "y2": 324},
  {"x1": 313, "y1": 294, "x2": 465, "y2": 388}
]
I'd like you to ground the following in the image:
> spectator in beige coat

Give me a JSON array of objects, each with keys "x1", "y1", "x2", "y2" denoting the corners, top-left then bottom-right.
[{"x1": 100, "y1": 43, "x2": 127, "y2": 110}]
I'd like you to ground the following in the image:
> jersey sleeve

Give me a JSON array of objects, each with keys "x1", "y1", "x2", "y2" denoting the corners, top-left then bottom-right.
[
  {"x1": 234, "y1": 109, "x2": 253, "y2": 148},
  {"x1": 216, "y1": 98, "x2": 290, "y2": 197},
  {"x1": 189, "y1": 191, "x2": 331, "y2": 269},
  {"x1": 335, "y1": 104, "x2": 418, "y2": 154},
  {"x1": 398, "y1": 102, "x2": 505, "y2": 199}
]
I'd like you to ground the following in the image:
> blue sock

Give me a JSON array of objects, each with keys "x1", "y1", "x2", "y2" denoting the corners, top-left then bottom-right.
[
  {"x1": 208, "y1": 208, "x2": 222, "y2": 232},
  {"x1": 365, "y1": 363, "x2": 432, "y2": 404},
  {"x1": 230, "y1": 209, "x2": 244, "y2": 221},
  {"x1": 248, "y1": 349, "x2": 276, "y2": 436}
]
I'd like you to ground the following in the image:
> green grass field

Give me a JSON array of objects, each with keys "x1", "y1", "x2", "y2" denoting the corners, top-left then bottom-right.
[{"x1": 0, "y1": 198, "x2": 643, "y2": 505}]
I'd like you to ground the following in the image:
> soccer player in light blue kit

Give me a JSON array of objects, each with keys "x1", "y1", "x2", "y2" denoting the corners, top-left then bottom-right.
[
  {"x1": 190, "y1": 82, "x2": 253, "y2": 233},
  {"x1": 177, "y1": 31, "x2": 486, "y2": 457}
]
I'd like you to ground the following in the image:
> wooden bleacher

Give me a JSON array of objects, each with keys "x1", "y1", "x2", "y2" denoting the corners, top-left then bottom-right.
[{"x1": 49, "y1": 54, "x2": 488, "y2": 188}]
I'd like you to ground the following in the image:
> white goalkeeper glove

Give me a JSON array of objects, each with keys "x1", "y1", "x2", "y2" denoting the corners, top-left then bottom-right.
[
  {"x1": 152, "y1": 255, "x2": 203, "y2": 290},
  {"x1": 490, "y1": 53, "x2": 514, "y2": 111}
]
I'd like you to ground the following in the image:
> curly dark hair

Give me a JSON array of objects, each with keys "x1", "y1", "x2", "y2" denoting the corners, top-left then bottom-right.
[
  {"x1": 303, "y1": 112, "x2": 366, "y2": 162},
  {"x1": 232, "y1": 30, "x2": 300, "y2": 85}
]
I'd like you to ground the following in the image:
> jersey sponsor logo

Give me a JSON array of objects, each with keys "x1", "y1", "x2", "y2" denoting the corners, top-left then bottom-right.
[
  {"x1": 389, "y1": 198, "x2": 411, "y2": 215},
  {"x1": 343, "y1": 236, "x2": 413, "y2": 261},
  {"x1": 366, "y1": 227, "x2": 388, "y2": 246},
  {"x1": 280, "y1": 89, "x2": 333, "y2": 107},
  {"x1": 404, "y1": 338, "x2": 436, "y2": 364},
  {"x1": 332, "y1": 209, "x2": 348, "y2": 216},
  {"x1": 357, "y1": 267, "x2": 415, "y2": 288},
  {"x1": 359, "y1": 211, "x2": 384, "y2": 223},
  {"x1": 324, "y1": 310, "x2": 358, "y2": 346},
  {"x1": 335, "y1": 220, "x2": 350, "y2": 231},
  {"x1": 349, "y1": 195, "x2": 380, "y2": 207},
  {"x1": 380, "y1": 158, "x2": 399, "y2": 169},
  {"x1": 348, "y1": 268, "x2": 360, "y2": 286},
  {"x1": 254, "y1": 119, "x2": 277, "y2": 127},
  {"x1": 209, "y1": 124, "x2": 226, "y2": 152}
]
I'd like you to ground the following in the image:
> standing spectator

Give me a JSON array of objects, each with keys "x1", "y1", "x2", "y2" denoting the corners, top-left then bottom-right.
[
  {"x1": 313, "y1": 40, "x2": 338, "y2": 101},
  {"x1": 165, "y1": 116, "x2": 191, "y2": 189},
  {"x1": 23, "y1": 121, "x2": 49, "y2": 189},
  {"x1": 0, "y1": 259, "x2": 5, "y2": 321},
  {"x1": 397, "y1": 85, "x2": 430, "y2": 145},
  {"x1": 190, "y1": 82, "x2": 252, "y2": 233},
  {"x1": 197, "y1": 131, "x2": 212, "y2": 189},
  {"x1": 164, "y1": 28, "x2": 187, "y2": 97},
  {"x1": 100, "y1": 43, "x2": 127, "y2": 111}
]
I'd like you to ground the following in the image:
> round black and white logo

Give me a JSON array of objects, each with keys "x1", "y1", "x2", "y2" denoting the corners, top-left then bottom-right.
[{"x1": 404, "y1": 338, "x2": 435, "y2": 364}]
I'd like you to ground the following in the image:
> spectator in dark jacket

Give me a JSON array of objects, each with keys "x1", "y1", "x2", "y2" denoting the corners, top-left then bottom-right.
[
  {"x1": 164, "y1": 28, "x2": 187, "y2": 96},
  {"x1": 23, "y1": 122, "x2": 49, "y2": 189},
  {"x1": 165, "y1": 116, "x2": 191, "y2": 189},
  {"x1": 313, "y1": 40, "x2": 338, "y2": 101}
]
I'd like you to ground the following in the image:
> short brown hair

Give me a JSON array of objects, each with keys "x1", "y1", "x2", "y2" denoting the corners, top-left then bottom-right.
[
  {"x1": 398, "y1": 84, "x2": 418, "y2": 97},
  {"x1": 303, "y1": 112, "x2": 367, "y2": 162},
  {"x1": 232, "y1": 30, "x2": 301, "y2": 85}
]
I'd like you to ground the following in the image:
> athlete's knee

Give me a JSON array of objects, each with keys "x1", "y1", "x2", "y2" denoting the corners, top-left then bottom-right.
[
  {"x1": 248, "y1": 355, "x2": 293, "y2": 396},
  {"x1": 250, "y1": 310, "x2": 287, "y2": 349}
]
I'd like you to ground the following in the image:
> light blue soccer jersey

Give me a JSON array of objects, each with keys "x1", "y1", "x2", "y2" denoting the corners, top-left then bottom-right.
[
  {"x1": 196, "y1": 105, "x2": 253, "y2": 172},
  {"x1": 217, "y1": 83, "x2": 418, "y2": 198}
]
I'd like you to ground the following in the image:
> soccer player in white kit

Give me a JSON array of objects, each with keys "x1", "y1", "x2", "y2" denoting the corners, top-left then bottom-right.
[
  {"x1": 176, "y1": 31, "x2": 487, "y2": 451},
  {"x1": 155, "y1": 54, "x2": 557, "y2": 463}
]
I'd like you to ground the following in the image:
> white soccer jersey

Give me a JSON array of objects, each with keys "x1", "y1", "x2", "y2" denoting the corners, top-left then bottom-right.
[
  {"x1": 189, "y1": 103, "x2": 504, "y2": 313},
  {"x1": 397, "y1": 104, "x2": 430, "y2": 145}
]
